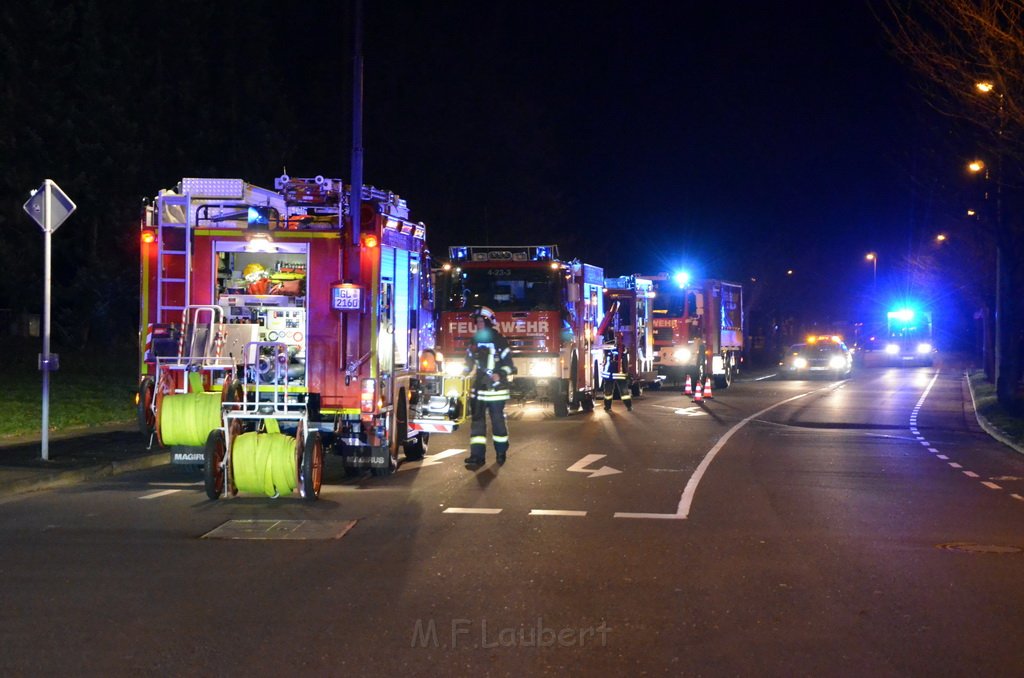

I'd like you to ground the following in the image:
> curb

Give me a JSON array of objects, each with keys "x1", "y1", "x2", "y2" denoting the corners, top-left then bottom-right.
[
  {"x1": 0, "y1": 451, "x2": 170, "y2": 498},
  {"x1": 964, "y1": 369, "x2": 1024, "y2": 456}
]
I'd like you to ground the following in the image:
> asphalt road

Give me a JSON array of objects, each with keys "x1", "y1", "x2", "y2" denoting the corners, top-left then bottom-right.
[{"x1": 1, "y1": 366, "x2": 1022, "y2": 676}]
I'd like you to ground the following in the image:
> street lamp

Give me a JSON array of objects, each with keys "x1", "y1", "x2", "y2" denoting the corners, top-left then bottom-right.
[
  {"x1": 865, "y1": 252, "x2": 877, "y2": 289},
  {"x1": 935, "y1": 233, "x2": 947, "y2": 243}
]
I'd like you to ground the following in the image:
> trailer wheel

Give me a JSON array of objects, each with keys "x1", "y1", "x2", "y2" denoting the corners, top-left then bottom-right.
[
  {"x1": 580, "y1": 393, "x2": 595, "y2": 412},
  {"x1": 300, "y1": 431, "x2": 323, "y2": 501},
  {"x1": 137, "y1": 377, "x2": 156, "y2": 438},
  {"x1": 714, "y1": 363, "x2": 733, "y2": 389},
  {"x1": 203, "y1": 429, "x2": 226, "y2": 501}
]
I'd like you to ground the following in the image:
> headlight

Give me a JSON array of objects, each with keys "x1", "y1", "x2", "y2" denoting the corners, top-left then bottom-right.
[
  {"x1": 528, "y1": 359, "x2": 558, "y2": 378},
  {"x1": 793, "y1": 357, "x2": 808, "y2": 369},
  {"x1": 884, "y1": 343, "x2": 900, "y2": 355},
  {"x1": 916, "y1": 343, "x2": 932, "y2": 354},
  {"x1": 673, "y1": 348, "x2": 692, "y2": 362},
  {"x1": 828, "y1": 355, "x2": 846, "y2": 369},
  {"x1": 444, "y1": 359, "x2": 466, "y2": 377}
]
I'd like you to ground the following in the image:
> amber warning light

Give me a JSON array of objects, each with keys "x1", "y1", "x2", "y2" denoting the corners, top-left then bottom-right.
[{"x1": 141, "y1": 229, "x2": 156, "y2": 244}]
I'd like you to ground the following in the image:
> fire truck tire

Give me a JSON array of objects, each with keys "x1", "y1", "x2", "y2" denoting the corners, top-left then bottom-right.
[
  {"x1": 403, "y1": 432, "x2": 428, "y2": 461},
  {"x1": 714, "y1": 364, "x2": 733, "y2": 389},
  {"x1": 553, "y1": 380, "x2": 569, "y2": 418},
  {"x1": 580, "y1": 394, "x2": 595, "y2": 412},
  {"x1": 300, "y1": 431, "x2": 323, "y2": 501},
  {"x1": 203, "y1": 429, "x2": 226, "y2": 501},
  {"x1": 630, "y1": 382, "x2": 643, "y2": 398},
  {"x1": 137, "y1": 377, "x2": 156, "y2": 437}
]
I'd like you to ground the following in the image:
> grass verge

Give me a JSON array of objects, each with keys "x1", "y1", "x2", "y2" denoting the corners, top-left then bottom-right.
[
  {"x1": 2, "y1": 342, "x2": 136, "y2": 439},
  {"x1": 968, "y1": 370, "x2": 1024, "y2": 449}
]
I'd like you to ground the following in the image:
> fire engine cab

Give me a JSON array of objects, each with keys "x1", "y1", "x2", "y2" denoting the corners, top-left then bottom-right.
[
  {"x1": 137, "y1": 175, "x2": 439, "y2": 480},
  {"x1": 435, "y1": 245, "x2": 604, "y2": 417}
]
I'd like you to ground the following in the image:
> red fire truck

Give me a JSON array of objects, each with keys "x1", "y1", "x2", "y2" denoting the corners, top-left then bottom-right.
[
  {"x1": 137, "y1": 175, "x2": 442, "y2": 482},
  {"x1": 599, "y1": 275, "x2": 659, "y2": 394},
  {"x1": 434, "y1": 245, "x2": 605, "y2": 417},
  {"x1": 648, "y1": 274, "x2": 744, "y2": 388}
]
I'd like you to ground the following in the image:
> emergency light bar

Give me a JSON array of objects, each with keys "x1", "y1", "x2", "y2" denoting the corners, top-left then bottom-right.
[
  {"x1": 448, "y1": 245, "x2": 559, "y2": 262},
  {"x1": 181, "y1": 178, "x2": 245, "y2": 199}
]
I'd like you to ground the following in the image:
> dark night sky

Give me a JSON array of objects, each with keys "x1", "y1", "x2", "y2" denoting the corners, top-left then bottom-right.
[
  {"x1": 346, "y1": 2, "x2": 937, "y2": 321},
  {"x1": 4, "y1": 1, "x2": 964, "y2": 337}
]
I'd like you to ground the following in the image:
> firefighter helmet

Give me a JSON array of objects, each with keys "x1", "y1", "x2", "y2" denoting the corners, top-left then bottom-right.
[
  {"x1": 243, "y1": 263, "x2": 267, "y2": 281},
  {"x1": 471, "y1": 305, "x2": 497, "y2": 327}
]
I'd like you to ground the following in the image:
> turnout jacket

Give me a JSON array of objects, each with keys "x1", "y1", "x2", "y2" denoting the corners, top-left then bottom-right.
[
  {"x1": 601, "y1": 343, "x2": 630, "y2": 380},
  {"x1": 465, "y1": 328, "x2": 515, "y2": 402}
]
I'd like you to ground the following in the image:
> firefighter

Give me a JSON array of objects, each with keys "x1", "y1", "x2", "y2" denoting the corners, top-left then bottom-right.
[
  {"x1": 464, "y1": 306, "x2": 514, "y2": 468},
  {"x1": 602, "y1": 331, "x2": 632, "y2": 411}
]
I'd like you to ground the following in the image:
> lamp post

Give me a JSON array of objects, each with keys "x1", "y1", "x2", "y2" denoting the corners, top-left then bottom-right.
[{"x1": 865, "y1": 252, "x2": 877, "y2": 290}]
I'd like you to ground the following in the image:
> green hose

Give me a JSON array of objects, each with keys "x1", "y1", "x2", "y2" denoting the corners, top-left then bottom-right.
[
  {"x1": 231, "y1": 431, "x2": 297, "y2": 498},
  {"x1": 159, "y1": 393, "x2": 222, "y2": 446}
]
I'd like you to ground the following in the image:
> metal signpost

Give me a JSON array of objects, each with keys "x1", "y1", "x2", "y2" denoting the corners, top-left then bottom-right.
[{"x1": 23, "y1": 180, "x2": 76, "y2": 461}]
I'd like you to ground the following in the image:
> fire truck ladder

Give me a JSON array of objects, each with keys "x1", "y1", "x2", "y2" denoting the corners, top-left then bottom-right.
[{"x1": 155, "y1": 192, "x2": 191, "y2": 324}]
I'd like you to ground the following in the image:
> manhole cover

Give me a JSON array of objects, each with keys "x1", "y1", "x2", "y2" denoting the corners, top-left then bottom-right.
[
  {"x1": 936, "y1": 542, "x2": 1022, "y2": 554},
  {"x1": 202, "y1": 519, "x2": 357, "y2": 540}
]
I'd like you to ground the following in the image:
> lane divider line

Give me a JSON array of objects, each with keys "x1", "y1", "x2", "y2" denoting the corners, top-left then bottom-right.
[
  {"x1": 139, "y1": 489, "x2": 181, "y2": 500},
  {"x1": 529, "y1": 509, "x2": 587, "y2": 517},
  {"x1": 671, "y1": 386, "x2": 832, "y2": 520},
  {"x1": 443, "y1": 508, "x2": 502, "y2": 515},
  {"x1": 981, "y1": 481, "x2": 1002, "y2": 490},
  {"x1": 963, "y1": 471, "x2": 980, "y2": 478}
]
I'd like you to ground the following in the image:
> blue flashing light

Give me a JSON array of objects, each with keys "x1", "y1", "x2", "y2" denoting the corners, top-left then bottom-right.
[
  {"x1": 451, "y1": 246, "x2": 469, "y2": 261},
  {"x1": 673, "y1": 271, "x2": 690, "y2": 287},
  {"x1": 887, "y1": 308, "x2": 916, "y2": 323},
  {"x1": 248, "y1": 206, "x2": 271, "y2": 226},
  {"x1": 535, "y1": 246, "x2": 551, "y2": 260}
]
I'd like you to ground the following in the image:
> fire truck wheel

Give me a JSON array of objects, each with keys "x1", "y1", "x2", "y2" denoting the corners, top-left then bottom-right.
[
  {"x1": 630, "y1": 382, "x2": 643, "y2": 398},
  {"x1": 403, "y1": 432, "x2": 428, "y2": 461},
  {"x1": 714, "y1": 366, "x2": 733, "y2": 389},
  {"x1": 580, "y1": 394, "x2": 595, "y2": 412},
  {"x1": 300, "y1": 431, "x2": 323, "y2": 501},
  {"x1": 553, "y1": 380, "x2": 569, "y2": 418},
  {"x1": 203, "y1": 429, "x2": 227, "y2": 501},
  {"x1": 137, "y1": 377, "x2": 156, "y2": 437}
]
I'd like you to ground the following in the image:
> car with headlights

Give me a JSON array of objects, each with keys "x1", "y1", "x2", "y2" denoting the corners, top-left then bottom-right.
[{"x1": 782, "y1": 336, "x2": 853, "y2": 379}]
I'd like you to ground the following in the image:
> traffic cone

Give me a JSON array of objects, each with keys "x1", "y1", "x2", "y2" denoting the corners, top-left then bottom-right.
[
  {"x1": 683, "y1": 374, "x2": 692, "y2": 395},
  {"x1": 692, "y1": 381, "x2": 704, "y2": 403},
  {"x1": 703, "y1": 377, "x2": 713, "y2": 399}
]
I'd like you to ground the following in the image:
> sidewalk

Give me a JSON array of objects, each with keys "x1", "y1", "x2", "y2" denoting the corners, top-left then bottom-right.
[{"x1": 0, "y1": 423, "x2": 169, "y2": 497}]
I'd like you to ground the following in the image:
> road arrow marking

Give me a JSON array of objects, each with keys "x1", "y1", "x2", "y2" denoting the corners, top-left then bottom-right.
[
  {"x1": 674, "y1": 407, "x2": 706, "y2": 416},
  {"x1": 567, "y1": 454, "x2": 621, "y2": 479},
  {"x1": 399, "y1": 448, "x2": 465, "y2": 471},
  {"x1": 421, "y1": 448, "x2": 466, "y2": 466}
]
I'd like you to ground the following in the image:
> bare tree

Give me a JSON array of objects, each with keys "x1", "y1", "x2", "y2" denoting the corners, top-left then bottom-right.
[
  {"x1": 881, "y1": 0, "x2": 1024, "y2": 160},
  {"x1": 881, "y1": 0, "x2": 1023, "y2": 408}
]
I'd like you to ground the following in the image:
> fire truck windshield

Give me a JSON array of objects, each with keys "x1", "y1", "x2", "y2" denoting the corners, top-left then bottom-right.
[
  {"x1": 439, "y1": 267, "x2": 561, "y2": 312},
  {"x1": 652, "y1": 289, "x2": 686, "y2": 317}
]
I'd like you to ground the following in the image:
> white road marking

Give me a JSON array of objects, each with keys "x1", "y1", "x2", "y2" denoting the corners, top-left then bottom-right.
[
  {"x1": 981, "y1": 481, "x2": 1002, "y2": 490},
  {"x1": 936, "y1": 454, "x2": 949, "y2": 460},
  {"x1": 398, "y1": 448, "x2": 466, "y2": 471},
  {"x1": 949, "y1": 462, "x2": 963, "y2": 468},
  {"x1": 529, "y1": 509, "x2": 587, "y2": 517},
  {"x1": 567, "y1": 454, "x2": 622, "y2": 478},
  {"x1": 614, "y1": 511, "x2": 685, "y2": 520},
  {"x1": 1011, "y1": 494, "x2": 1024, "y2": 502},
  {"x1": 443, "y1": 508, "x2": 502, "y2": 515},
  {"x1": 928, "y1": 448, "x2": 939, "y2": 453},
  {"x1": 146, "y1": 481, "x2": 202, "y2": 487},
  {"x1": 676, "y1": 387, "x2": 829, "y2": 519},
  {"x1": 920, "y1": 441, "x2": 930, "y2": 446},
  {"x1": 139, "y1": 489, "x2": 181, "y2": 500},
  {"x1": 963, "y1": 471, "x2": 980, "y2": 478}
]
